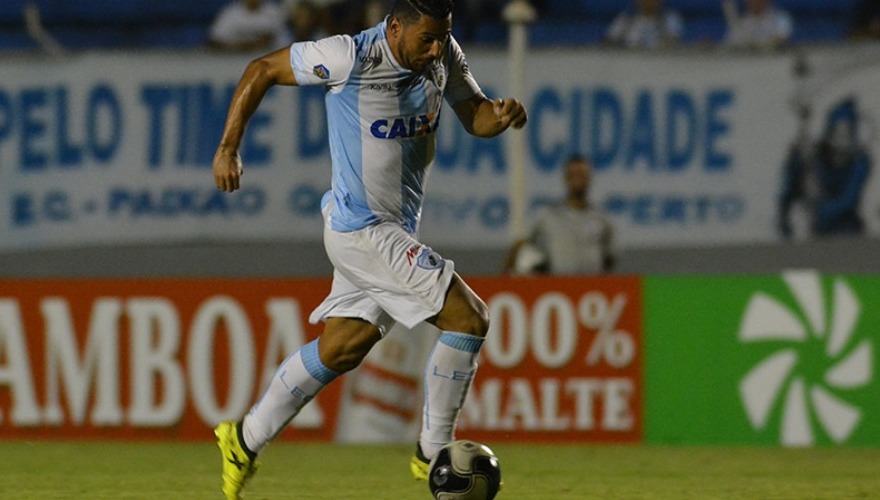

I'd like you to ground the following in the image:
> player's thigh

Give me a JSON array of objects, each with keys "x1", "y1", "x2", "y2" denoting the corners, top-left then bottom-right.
[{"x1": 429, "y1": 273, "x2": 489, "y2": 337}]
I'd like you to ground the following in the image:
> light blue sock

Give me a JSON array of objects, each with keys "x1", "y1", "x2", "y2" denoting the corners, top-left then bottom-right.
[
  {"x1": 419, "y1": 331, "x2": 484, "y2": 459},
  {"x1": 242, "y1": 339, "x2": 338, "y2": 453}
]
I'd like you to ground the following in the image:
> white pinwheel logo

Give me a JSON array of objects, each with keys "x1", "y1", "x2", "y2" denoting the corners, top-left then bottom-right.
[{"x1": 738, "y1": 271, "x2": 873, "y2": 446}]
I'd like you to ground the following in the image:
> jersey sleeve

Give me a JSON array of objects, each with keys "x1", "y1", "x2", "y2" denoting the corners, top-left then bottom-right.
[
  {"x1": 443, "y1": 37, "x2": 481, "y2": 105},
  {"x1": 289, "y1": 35, "x2": 356, "y2": 89}
]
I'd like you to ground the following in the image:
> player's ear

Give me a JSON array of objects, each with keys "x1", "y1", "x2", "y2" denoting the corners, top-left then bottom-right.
[{"x1": 387, "y1": 15, "x2": 403, "y2": 38}]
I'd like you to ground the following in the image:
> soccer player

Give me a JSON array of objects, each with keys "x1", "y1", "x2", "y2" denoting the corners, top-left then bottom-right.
[{"x1": 211, "y1": 0, "x2": 527, "y2": 498}]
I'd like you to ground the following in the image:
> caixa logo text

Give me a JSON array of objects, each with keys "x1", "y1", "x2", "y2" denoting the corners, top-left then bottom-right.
[{"x1": 370, "y1": 113, "x2": 438, "y2": 139}]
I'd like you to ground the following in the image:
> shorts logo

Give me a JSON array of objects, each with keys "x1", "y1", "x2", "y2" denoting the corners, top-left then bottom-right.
[
  {"x1": 313, "y1": 64, "x2": 330, "y2": 80},
  {"x1": 417, "y1": 247, "x2": 444, "y2": 270},
  {"x1": 405, "y1": 244, "x2": 421, "y2": 266},
  {"x1": 404, "y1": 244, "x2": 445, "y2": 270}
]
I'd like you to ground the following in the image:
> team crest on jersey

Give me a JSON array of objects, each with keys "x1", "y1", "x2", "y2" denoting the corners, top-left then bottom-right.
[{"x1": 313, "y1": 64, "x2": 330, "y2": 80}]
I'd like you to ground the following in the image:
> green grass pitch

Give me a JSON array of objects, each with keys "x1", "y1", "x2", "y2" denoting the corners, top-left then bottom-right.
[{"x1": 2, "y1": 441, "x2": 879, "y2": 499}]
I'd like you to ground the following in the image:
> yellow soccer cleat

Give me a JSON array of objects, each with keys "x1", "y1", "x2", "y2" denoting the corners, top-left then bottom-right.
[
  {"x1": 215, "y1": 421, "x2": 259, "y2": 500},
  {"x1": 410, "y1": 443, "x2": 430, "y2": 481}
]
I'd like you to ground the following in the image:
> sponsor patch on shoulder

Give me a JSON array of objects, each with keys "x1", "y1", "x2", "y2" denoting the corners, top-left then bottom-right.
[{"x1": 313, "y1": 64, "x2": 330, "y2": 80}]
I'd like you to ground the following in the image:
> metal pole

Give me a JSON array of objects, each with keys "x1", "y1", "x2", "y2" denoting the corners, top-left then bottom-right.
[{"x1": 502, "y1": 0, "x2": 535, "y2": 241}]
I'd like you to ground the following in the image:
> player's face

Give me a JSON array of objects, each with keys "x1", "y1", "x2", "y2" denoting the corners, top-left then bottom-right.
[{"x1": 389, "y1": 14, "x2": 452, "y2": 73}]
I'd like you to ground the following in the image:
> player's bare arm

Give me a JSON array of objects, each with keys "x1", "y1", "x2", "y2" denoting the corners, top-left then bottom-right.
[
  {"x1": 213, "y1": 47, "x2": 298, "y2": 192},
  {"x1": 452, "y1": 93, "x2": 528, "y2": 138}
]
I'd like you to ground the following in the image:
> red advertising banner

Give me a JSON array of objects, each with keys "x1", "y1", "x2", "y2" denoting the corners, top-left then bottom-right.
[
  {"x1": 0, "y1": 277, "x2": 641, "y2": 443},
  {"x1": 458, "y1": 276, "x2": 643, "y2": 443},
  {"x1": 0, "y1": 279, "x2": 337, "y2": 441}
]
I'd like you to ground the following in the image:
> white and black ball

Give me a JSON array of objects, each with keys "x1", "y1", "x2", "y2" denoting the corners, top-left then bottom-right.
[{"x1": 428, "y1": 440, "x2": 502, "y2": 500}]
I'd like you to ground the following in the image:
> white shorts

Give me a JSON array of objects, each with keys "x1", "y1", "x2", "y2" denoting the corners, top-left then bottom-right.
[{"x1": 309, "y1": 219, "x2": 455, "y2": 333}]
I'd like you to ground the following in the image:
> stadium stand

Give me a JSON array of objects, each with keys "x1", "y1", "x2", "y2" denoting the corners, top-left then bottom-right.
[
  {"x1": 1, "y1": 0, "x2": 227, "y2": 51},
  {"x1": 0, "y1": 0, "x2": 867, "y2": 51}
]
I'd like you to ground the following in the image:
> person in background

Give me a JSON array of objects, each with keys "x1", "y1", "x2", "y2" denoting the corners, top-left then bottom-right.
[
  {"x1": 605, "y1": 0, "x2": 684, "y2": 49},
  {"x1": 208, "y1": 0, "x2": 291, "y2": 51},
  {"x1": 722, "y1": 0, "x2": 792, "y2": 50},
  {"x1": 849, "y1": 0, "x2": 880, "y2": 40},
  {"x1": 778, "y1": 98, "x2": 872, "y2": 239},
  {"x1": 504, "y1": 155, "x2": 616, "y2": 275}
]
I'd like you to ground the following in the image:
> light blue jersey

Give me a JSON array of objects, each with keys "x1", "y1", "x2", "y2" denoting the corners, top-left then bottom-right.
[{"x1": 289, "y1": 20, "x2": 480, "y2": 234}]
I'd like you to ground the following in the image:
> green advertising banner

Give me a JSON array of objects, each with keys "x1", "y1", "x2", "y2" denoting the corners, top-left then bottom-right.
[{"x1": 645, "y1": 271, "x2": 880, "y2": 446}]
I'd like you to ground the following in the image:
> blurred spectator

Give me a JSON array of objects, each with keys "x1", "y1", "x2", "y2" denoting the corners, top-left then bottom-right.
[
  {"x1": 778, "y1": 98, "x2": 872, "y2": 239},
  {"x1": 284, "y1": 0, "x2": 329, "y2": 41},
  {"x1": 850, "y1": 0, "x2": 880, "y2": 40},
  {"x1": 722, "y1": 0, "x2": 792, "y2": 50},
  {"x1": 605, "y1": 0, "x2": 684, "y2": 49},
  {"x1": 208, "y1": 0, "x2": 291, "y2": 51},
  {"x1": 504, "y1": 155, "x2": 616, "y2": 275}
]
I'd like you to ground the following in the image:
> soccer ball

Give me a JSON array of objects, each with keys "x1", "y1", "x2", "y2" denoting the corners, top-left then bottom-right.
[{"x1": 428, "y1": 440, "x2": 502, "y2": 500}]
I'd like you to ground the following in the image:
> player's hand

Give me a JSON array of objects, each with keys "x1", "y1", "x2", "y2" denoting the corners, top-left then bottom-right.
[
  {"x1": 213, "y1": 148, "x2": 243, "y2": 192},
  {"x1": 493, "y1": 98, "x2": 528, "y2": 130}
]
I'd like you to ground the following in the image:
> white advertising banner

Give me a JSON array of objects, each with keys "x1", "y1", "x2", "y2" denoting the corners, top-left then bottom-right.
[{"x1": 0, "y1": 47, "x2": 875, "y2": 251}]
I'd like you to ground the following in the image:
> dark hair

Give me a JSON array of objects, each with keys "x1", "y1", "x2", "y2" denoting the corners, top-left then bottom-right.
[{"x1": 391, "y1": 0, "x2": 454, "y2": 22}]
